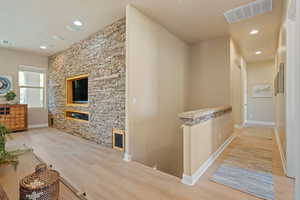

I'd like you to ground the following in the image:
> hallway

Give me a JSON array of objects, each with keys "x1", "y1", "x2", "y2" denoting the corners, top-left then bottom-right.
[
  {"x1": 4, "y1": 127, "x2": 294, "y2": 200},
  {"x1": 206, "y1": 127, "x2": 294, "y2": 200}
]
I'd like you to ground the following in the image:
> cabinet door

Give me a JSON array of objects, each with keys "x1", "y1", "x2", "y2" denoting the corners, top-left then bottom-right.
[
  {"x1": 0, "y1": 106, "x2": 11, "y2": 130},
  {"x1": 0, "y1": 105, "x2": 27, "y2": 132}
]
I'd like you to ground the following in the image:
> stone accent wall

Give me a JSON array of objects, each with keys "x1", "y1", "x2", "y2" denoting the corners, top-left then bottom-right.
[{"x1": 48, "y1": 18, "x2": 126, "y2": 147}]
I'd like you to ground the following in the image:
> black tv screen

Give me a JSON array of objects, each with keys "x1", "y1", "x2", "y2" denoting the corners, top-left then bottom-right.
[{"x1": 72, "y1": 78, "x2": 88, "y2": 104}]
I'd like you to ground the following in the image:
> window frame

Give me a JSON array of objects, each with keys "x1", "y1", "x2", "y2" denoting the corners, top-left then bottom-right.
[{"x1": 18, "y1": 65, "x2": 47, "y2": 109}]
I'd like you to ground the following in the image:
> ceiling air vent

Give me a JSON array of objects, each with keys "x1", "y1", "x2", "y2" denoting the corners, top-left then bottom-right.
[{"x1": 224, "y1": 0, "x2": 273, "y2": 24}]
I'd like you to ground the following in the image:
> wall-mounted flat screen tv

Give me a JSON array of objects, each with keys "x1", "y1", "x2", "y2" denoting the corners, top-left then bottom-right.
[{"x1": 72, "y1": 78, "x2": 88, "y2": 104}]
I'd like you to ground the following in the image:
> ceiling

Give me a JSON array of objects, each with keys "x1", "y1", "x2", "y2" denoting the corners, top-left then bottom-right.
[
  {"x1": 229, "y1": 0, "x2": 283, "y2": 62},
  {"x1": 0, "y1": 0, "x2": 282, "y2": 62}
]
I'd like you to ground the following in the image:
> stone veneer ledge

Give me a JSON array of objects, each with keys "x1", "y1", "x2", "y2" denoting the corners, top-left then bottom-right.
[
  {"x1": 178, "y1": 106, "x2": 232, "y2": 126},
  {"x1": 48, "y1": 18, "x2": 126, "y2": 148}
]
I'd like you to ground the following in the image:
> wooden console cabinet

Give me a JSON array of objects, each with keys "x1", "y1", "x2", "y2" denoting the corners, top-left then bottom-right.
[{"x1": 0, "y1": 104, "x2": 28, "y2": 132}]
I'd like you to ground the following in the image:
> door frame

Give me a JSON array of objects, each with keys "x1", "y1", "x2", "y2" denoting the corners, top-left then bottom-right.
[
  {"x1": 294, "y1": 0, "x2": 300, "y2": 198},
  {"x1": 286, "y1": 14, "x2": 297, "y2": 178},
  {"x1": 286, "y1": 0, "x2": 300, "y2": 198}
]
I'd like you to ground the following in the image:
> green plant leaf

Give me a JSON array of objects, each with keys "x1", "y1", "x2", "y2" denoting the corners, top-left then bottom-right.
[{"x1": 4, "y1": 91, "x2": 17, "y2": 101}]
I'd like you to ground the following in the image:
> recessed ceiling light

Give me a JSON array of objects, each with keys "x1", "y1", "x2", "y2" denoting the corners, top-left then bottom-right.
[
  {"x1": 255, "y1": 51, "x2": 262, "y2": 55},
  {"x1": 73, "y1": 20, "x2": 83, "y2": 27},
  {"x1": 40, "y1": 45, "x2": 47, "y2": 49},
  {"x1": 250, "y1": 29, "x2": 259, "y2": 35}
]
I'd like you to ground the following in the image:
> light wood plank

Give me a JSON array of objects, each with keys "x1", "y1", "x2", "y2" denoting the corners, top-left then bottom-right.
[{"x1": 4, "y1": 127, "x2": 294, "y2": 200}]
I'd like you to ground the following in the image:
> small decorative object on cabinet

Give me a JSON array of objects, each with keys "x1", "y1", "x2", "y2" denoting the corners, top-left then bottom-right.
[
  {"x1": 0, "y1": 104, "x2": 27, "y2": 132},
  {"x1": 20, "y1": 163, "x2": 60, "y2": 200},
  {"x1": 4, "y1": 91, "x2": 17, "y2": 102}
]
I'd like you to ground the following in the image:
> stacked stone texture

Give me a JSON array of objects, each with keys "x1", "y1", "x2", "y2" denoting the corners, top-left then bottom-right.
[{"x1": 48, "y1": 18, "x2": 126, "y2": 147}]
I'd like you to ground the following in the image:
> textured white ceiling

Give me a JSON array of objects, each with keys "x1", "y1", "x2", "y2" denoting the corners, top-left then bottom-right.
[{"x1": 0, "y1": 0, "x2": 282, "y2": 62}]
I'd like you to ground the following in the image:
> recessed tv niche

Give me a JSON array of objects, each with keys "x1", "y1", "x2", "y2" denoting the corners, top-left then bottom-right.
[{"x1": 66, "y1": 74, "x2": 88, "y2": 105}]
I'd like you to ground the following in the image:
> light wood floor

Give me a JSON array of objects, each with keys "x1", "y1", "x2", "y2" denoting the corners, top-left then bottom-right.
[
  {"x1": 0, "y1": 151, "x2": 85, "y2": 200},
  {"x1": 5, "y1": 127, "x2": 294, "y2": 200}
]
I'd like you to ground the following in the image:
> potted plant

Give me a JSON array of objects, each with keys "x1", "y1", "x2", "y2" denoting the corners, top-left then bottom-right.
[
  {"x1": 0, "y1": 124, "x2": 30, "y2": 167},
  {"x1": 0, "y1": 124, "x2": 9, "y2": 152},
  {"x1": 0, "y1": 124, "x2": 18, "y2": 166},
  {"x1": 0, "y1": 124, "x2": 16, "y2": 165},
  {"x1": 4, "y1": 91, "x2": 17, "y2": 103}
]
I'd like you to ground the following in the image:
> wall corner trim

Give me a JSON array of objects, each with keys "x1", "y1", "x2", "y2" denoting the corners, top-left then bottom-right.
[
  {"x1": 274, "y1": 128, "x2": 287, "y2": 175},
  {"x1": 28, "y1": 123, "x2": 49, "y2": 129},
  {"x1": 181, "y1": 135, "x2": 235, "y2": 186},
  {"x1": 123, "y1": 152, "x2": 132, "y2": 162}
]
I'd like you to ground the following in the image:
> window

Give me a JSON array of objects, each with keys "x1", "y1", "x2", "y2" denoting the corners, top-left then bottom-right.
[{"x1": 19, "y1": 66, "x2": 46, "y2": 108}]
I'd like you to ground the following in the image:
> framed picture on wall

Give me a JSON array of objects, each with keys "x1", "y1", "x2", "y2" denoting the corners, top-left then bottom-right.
[
  {"x1": 252, "y1": 84, "x2": 273, "y2": 98},
  {"x1": 0, "y1": 75, "x2": 13, "y2": 96}
]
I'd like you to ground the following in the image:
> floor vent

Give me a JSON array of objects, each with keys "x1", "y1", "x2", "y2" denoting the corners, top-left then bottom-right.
[
  {"x1": 224, "y1": 0, "x2": 273, "y2": 24},
  {"x1": 112, "y1": 129, "x2": 125, "y2": 152}
]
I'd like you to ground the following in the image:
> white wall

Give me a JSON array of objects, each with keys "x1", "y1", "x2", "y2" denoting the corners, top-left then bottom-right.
[
  {"x1": 0, "y1": 48, "x2": 48, "y2": 127},
  {"x1": 296, "y1": 0, "x2": 300, "y2": 197},
  {"x1": 126, "y1": 5, "x2": 189, "y2": 177},
  {"x1": 187, "y1": 37, "x2": 231, "y2": 110},
  {"x1": 188, "y1": 38, "x2": 242, "y2": 127},
  {"x1": 274, "y1": 0, "x2": 298, "y2": 181},
  {"x1": 246, "y1": 60, "x2": 275, "y2": 124},
  {"x1": 275, "y1": 11, "x2": 288, "y2": 173},
  {"x1": 283, "y1": 0, "x2": 300, "y2": 183},
  {"x1": 230, "y1": 40, "x2": 243, "y2": 126},
  {"x1": 285, "y1": 0, "x2": 300, "y2": 179},
  {"x1": 241, "y1": 58, "x2": 248, "y2": 124}
]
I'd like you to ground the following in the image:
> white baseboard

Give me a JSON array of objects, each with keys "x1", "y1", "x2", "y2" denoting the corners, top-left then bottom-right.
[
  {"x1": 181, "y1": 135, "x2": 236, "y2": 186},
  {"x1": 123, "y1": 152, "x2": 132, "y2": 162},
  {"x1": 245, "y1": 120, "x2": 275, "y2": 127},
  {"x1": 28, "y1": 123, "x2": 49, "y2": 129},
  {"x1": 234, "y1": 124, "x2": 243, "y2": 129},
  {"x1": 274, "y1": 128, "x2": 287, "y2": 175}
]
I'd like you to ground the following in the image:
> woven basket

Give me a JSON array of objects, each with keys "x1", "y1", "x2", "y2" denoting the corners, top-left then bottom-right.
[{"x1": 20, "y1": 163, "x2": 60, "y2": 200}]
